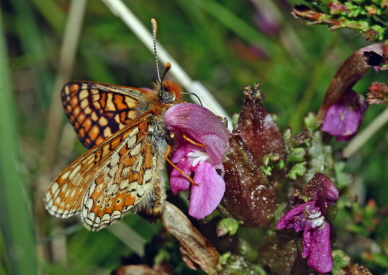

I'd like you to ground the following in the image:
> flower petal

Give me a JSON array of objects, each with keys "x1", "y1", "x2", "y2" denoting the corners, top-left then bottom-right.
[
  {"x1": 170, "y1": 143, "x2": 197, "y2": 163},
  {"x1": 307, "y1": 222, "x2": 333, "y2": 273},
  {"x1": 304, "y1": 173, "x2": 339, "y2": 205},
  {"x1": 302, "y1": 229, "x2": 312, "y2": 258},
  {"x1": 322, "y1": 90, "x2": 368, "y2": 141},
  {"x1": 277, "y1": 202, "x2": 314, "y2": 230},
  {"x1": 188, "y1": 162, "x2": 225, "y2": 219},
  {"x1": 164, "y1": 103, "x2": 230, "y2": 166}
]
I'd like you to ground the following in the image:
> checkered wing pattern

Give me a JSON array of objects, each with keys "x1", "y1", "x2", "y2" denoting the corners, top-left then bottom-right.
[{"x1": 61, "y1": 82, "x2": 148, "y2": 149}]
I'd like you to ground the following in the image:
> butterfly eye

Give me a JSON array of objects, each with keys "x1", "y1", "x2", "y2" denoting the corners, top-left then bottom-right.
[{"x1": 160, "y1": 91, "x2": 174, "y2": 104}]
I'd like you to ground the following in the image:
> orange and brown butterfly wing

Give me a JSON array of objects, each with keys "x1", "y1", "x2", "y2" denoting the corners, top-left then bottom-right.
[
  {"x1": 61, "y1": 82, "x2": 152, "y2": 149},
  {"x1": 45, "y1": 112, "x2": 167, "y2": 230}
]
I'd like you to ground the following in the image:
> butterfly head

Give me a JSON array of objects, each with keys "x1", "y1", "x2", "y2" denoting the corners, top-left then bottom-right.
[{"x1": 153, "y1": 80, "x2": 183, "y2": 104}]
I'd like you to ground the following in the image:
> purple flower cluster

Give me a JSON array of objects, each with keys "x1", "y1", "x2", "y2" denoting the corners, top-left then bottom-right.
[
  {"x1": 164, "y1": 103, "x2": 230, "y2": 219},
  {"x1": 277, "y1": 173, "x2": 339, "y2": 273}
]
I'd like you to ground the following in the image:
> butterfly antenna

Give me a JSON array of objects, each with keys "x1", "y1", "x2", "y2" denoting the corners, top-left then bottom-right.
[
  {"x1": 161, "y1": 62, "x2": 172, "y2": 82},
  {"x1": 183, "y1": 92, "x2": 203, "y2": 106},
  {"x1": 151, "y1": 18, "x2": 161, "y2": 83}
]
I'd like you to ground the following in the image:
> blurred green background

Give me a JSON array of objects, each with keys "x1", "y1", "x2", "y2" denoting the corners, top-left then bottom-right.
[{"x1": 1, "y1": 0, "x2": 387, "y2": 274}]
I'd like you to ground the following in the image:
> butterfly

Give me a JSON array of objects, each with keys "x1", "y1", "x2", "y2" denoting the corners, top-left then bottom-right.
[{"x1": 44, "y1": 76, "x2": 184, "y2": 231}]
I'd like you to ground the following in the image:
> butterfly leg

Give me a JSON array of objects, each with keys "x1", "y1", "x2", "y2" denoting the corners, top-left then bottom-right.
[
  {"x1": 164, "y1": 145, "x2": 198, "y2": 186},
  {"x1": 181, "y1": 133, "x2": 206, "y2": 148}
]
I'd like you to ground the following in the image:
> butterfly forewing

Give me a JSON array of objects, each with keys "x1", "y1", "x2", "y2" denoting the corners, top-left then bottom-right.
[{"x1": 61, "y1": 82, "x2": 151, "y2": 149}]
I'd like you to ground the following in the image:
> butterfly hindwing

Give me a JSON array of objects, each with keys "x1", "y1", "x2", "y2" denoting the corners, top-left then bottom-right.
[{"x1": 45, "y1": 112, "x2": 167, "y2": 230}]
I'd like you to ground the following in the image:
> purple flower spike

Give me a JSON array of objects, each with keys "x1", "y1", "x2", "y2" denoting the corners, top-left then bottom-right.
[
  {"x1": 277, "y1": 174, "x2": 339, "y2": 273},
  {"x1": 164, "y1": 103, "x2": 230, "y2": 219},
  {"x1": 322, "y1": 89, "x2": 368, "y2": 141}
]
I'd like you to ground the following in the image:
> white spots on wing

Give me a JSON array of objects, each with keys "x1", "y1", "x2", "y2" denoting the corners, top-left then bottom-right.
[
  {"x1": 82, "y1": 208, "x2": 88, "y2": 220},
  {"x1": 121, "y1": 167, "x2": 130, "y2": 177},
  {"x1": 85, "y1": 217, "x2": 93, "y2": 226},
  {"x1": 79, "y1": 89, "x2": 89, "y2": 100},
  {"x1": 69, "y1": 165, "x2": 81, "y2": 180},
  {"x1": 108, "y1": 164, "x2": 119, "y2": 177},
  {"x1": 87, "y1": 212, "x2": 95, "y2": 222},
  {"x1": 64, "y1": 188, "x2": 72, "y2": 198},
  {"x1": 85, "y1": 198, "x2": 94, "y2": 210},
  {"x1": 45, "y1": 193, "x2": 53, "y2": 207},
  {"x1": 101, "y1": 213, "x2": 111, "y2": 224},
  {"x1": 62, "y1": 183, "x2": 68, "y2": 193},
  {"x1": 106, "y1": 182, "x2": 118, "y2": 196},
  {"x1": 129, "y1": 127, "x2": 139, "y2": 137},
  {"x1": 143, "y1": 169, "x2": 152, "y2": 183},
  {"x1": 57, "y1": 207, "x2": 64, "y2": 215},
  {"x1": 132, "y1": 154, "x2": 144, "y2": 173},
  {"x1": 137, "y1": 185, "x2": 146, "y2": 197},
  {"x1": 125, "y1": 97, "x2": 136, "y2": 108},
  {"x1": 110, "y1": 153, "x2": 120, "y2": 167},
  {"x1": 90, "y1": 88, "x2": 99, "y2": 95},
  {"x1": 84, "y1": 153, "x2": 96, "y2": 164},
  {"x1": 63, "y1": 86, "x2": 70, "y2": 96},
  {"x1": 88, "y1": 182, "x2": 97, "y2": 196},
  {"x1": 54, "y1": 197, "x2": 61, "y2": 205},
  {"x1": 128, "y1": 181, "x2": 138, "y2": 192},
  {"x1": 103, "y1": 169, "x2": 111, "y2": 183},
  {"x1": 91, "y1": 112, "x2": 98, "y2": 122},
  {"x1": 93, "y1": 101, "x2": 101, "y2": 109},
  {"x1": 103, "y1": 127, "x2": 112, "y2": 137},
  {"x1": 114, "y1": 114, "x2": 121, "y2": 125},
  {"x1": 111, "y1": 210, "x2": 121, "y2": 220},
  {"x1": 106, "y1": 93, "x2": 116, "y2": 111},
  {"x1": 84, "y1": 107, "x2": 92, "y2": 114},
  {"x1": 80, "y1": 99, "x2": 88, "y2": 108},
  {"x1": 128, "y1": 180, "x2": 147, "y2": 198},
  {"x1": 61, "y1": 171, "x2": 70, "y2": 179},
  {"x1": 50, "y1": 182, "x2": 60, "y2": 198},
  {"x1": 120, "y1": 179, "x2": 129, "y2": 190},
  {"x1": 99, "y1": 116, "x2": 108, "y2": 126},
  {"x1": 127, "y1": 134, "x2": 137, "y2": 148},
  {"x1": 130, "y1": 143, "x2": 142, "y2": 156}
]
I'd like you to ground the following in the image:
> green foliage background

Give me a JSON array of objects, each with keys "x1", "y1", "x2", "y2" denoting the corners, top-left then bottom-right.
[{"x1": 0, "y1": 0, "x2": 387, "y2": 274}]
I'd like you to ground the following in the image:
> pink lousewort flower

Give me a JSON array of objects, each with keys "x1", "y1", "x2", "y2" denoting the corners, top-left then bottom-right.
[
  {"x1": 277, "y1": 173, "x2": 339, "y2": 273},
  {"x1": 164, "y1": 103, "x2": 230, "y2": 219},
  {"x1": 322, "y1": 89, "x2": 368, "y2": 141}
]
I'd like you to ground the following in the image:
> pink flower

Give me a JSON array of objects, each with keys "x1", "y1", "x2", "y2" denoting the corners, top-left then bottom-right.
[
  {"x1": 322, "y1": 89, "x2": 368, "y2": 141},
  {"x1": 164, "y1": 103, "x2": 230, "y2": 219},
  {"x1": 277, "y1": 173, "x2": 339, "y2": 273}
]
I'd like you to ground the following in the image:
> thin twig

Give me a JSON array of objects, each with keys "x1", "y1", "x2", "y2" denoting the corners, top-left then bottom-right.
[
  {"x1": 343, "y1": 107, "x2": 388, "y2": 159},
  {"x1": 101, "y1": 0, "x2": 232, "y2": 130}
]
